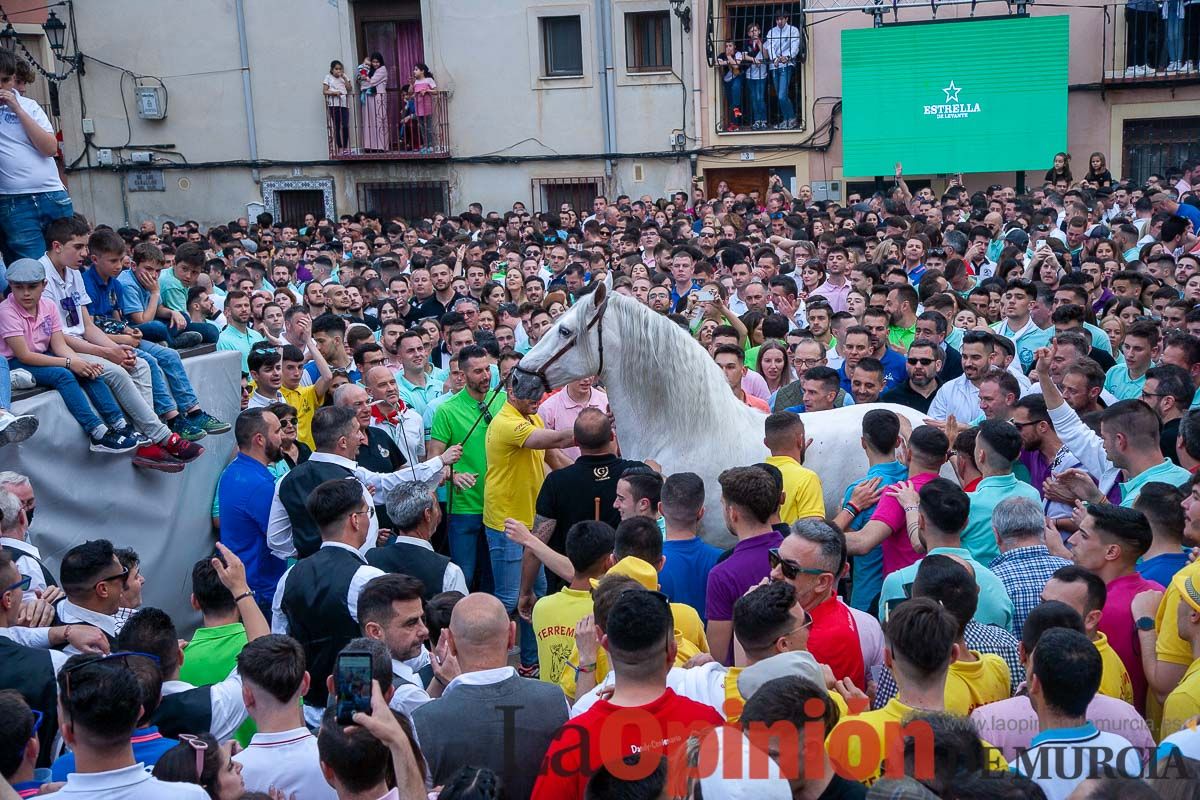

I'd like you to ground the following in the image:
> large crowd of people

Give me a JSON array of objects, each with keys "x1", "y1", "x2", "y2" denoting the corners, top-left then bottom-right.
[{"x1": 10, "y1": 46, "x2": 1200, "y2": 800}]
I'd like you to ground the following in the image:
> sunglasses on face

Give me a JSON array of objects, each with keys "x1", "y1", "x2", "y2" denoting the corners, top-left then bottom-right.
[
  {"x1": 4, "y1": 574, "x2": 31, "y2": 593},
  {"x1": 907, "y1": 357, "x2": 936, "y2": 366},
  {"x1": 768, "y1": 548, "x2": 828, "y2": 581},
  {"x1": 278, "y1": 418, "x2": 298, "y2": 428}
]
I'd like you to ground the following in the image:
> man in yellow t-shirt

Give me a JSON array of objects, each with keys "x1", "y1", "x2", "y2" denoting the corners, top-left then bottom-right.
[
  {"x1": 828, "y1": 597, "x2": 1006, "y2": 783},
  {"x1": 764, "y1": 412, "x2": 826, "y2": 524},
  {"x1": 531, "y1": 520, "x2": 613, "y2": 685},
  {"x1": 1042, "y1": 568, "x2": 1135, "y2": 705},
  {"x1": 1160, "y1": 572, "x2": 1200, "y2": 739},
  {"x1": 484, "y1": 392, "x2": 574, "y2": 674},
  {"x1": 280, "y1": 335, "x2": 331, "y2": 450}
]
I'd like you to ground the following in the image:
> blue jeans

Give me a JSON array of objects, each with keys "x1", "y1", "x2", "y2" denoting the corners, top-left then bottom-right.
[
  {"x1": 771, "y1": 66, "x2": 796, "y2": 122},
  {"x1": 9, "y1": 358, "x2": 123, "y2": 436},
  {"x1": 0, "y1": 358, "x2": 10, "y2": 410},
  {"x1": 0, "y1": 191, "x2": 74, "y2": 274},
  {"x1": 724, "y1": 76, "x2": 745, "y2": 127},
  {"x1": 447, "y1": 513, "x2": 483, "y2": 586},
  {"x1": 134, "y1": 319, "x2": 218, "y2": 346},
  {"x1": 138, "y1": 340, "x2": 198, "y2": 414},
  {"x1": 485, "y1": 526, "x2": 545, "y2": 667},
  {"x1": 747, "y1": 78, "x2": 767, "y2": 125},
  {"x1": 185, "y1": 321, "x2": 221, "y2": 344}
]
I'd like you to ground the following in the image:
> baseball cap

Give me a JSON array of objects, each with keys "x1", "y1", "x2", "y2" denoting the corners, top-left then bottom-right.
[
  {"x1": 1003, "y1": 229, "x2": 1030, "y2": 249},
  {"x1": 736, "y1": 650, "x2": 827, "y2": 701},
  {"x1": 5, "y1": 258, "x2": 46, "y2": 283}
]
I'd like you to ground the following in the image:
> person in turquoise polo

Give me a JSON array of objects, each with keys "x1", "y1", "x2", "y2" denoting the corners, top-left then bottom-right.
[
  {"x1": 961, "y1": 420, "x2": 1043, "y2": 566},
  {"x1": 1104, "y1": 320, "x2": 1159, "y2": 401},
  {"x1": 991, "y1": 278, "x2": 1053, "y2": 372},
  {"x1": 877, "y1": 476, "x2": 1014, "y2": 631}
]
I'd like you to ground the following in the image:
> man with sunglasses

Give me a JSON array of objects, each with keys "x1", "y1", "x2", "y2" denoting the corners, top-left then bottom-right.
[
  {"x1": 880, "y1": 339, "x2": 943, "y2": 414},
  {"x1": 771, "y1": 519, "x2": 883, "y2": 688},
  {"x1": 51, "y1": 539, "x2": 133, "y2": 652},
  {"x1": 0, "y1": 691, "x2": 52, "y2": 796}
]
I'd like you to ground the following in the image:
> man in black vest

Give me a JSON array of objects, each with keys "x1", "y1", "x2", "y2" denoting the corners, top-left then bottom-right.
[
  {"x1": 53, "y1": 539, "x2": 127, "y2": 651},
  {"x1": 335, "y1": 383, "x2": 407, "y2": 531},
  {"x1": 523, "y1": 408, "x2": 642, "y2": 601},
  {"x1": 368, "y1": 480, "x2": 468, "y2": 599},
  {"x1": 0, "y1": 483, "x2": 57, "y2": 595},
  {"x1": 358, "y1": 574, "x2": 446, "y2": 719},
  {"x1": 412, "y1": 592, "x2": 568, "y2": 800},
  {"x1": 276, "y1": 477, "x2": 387, "y2": 728},
  {"x1": 118, "y1": 542, "x2": 268, "y2": 741}
]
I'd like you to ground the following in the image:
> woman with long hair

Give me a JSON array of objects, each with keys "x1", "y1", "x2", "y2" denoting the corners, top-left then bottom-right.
[
  {"x1": 504, "y1": 269, "x2": 525, "y2": 305},
  {"x1": 360, "y1": 52, "x2": 389, "y2": 152},
  {"x1": 481, "y1": 281, "x2": 507, "y2": 308},
  {"x1": 322, "y1": 59, "x2": 350, "y2": 152},
  {"x1": 755, "y1": 339, "x2": 792, "y2": 398}
]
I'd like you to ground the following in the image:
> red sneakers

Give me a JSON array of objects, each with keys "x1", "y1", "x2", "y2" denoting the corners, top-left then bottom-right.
[
  {"x1": 131, "y1": 433, "x2": 204, "y2": 472},
  {"x1": 161, "y1": 432, "x2": 205, "y2": 462}
]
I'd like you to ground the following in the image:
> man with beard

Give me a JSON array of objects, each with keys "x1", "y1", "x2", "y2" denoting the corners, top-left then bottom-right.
[
  {"x1": 884, "y1": 284, "x2": 919, "y2": 350},
  {"x1": 880, "y1": 339, "x2": 943, "y2": 414},
  {"x1": 930, "y1": 330, "x2": 994, "y2": 422},
  {"x1": 217, "y1": 408, "x2": 287, "y2": 614},
  {"x1": 1011, "y1": 395, "x2": 1083, "y2": 522},
  {"x1": 853, "y1": 308, "x2": 908, "y2": 391}
]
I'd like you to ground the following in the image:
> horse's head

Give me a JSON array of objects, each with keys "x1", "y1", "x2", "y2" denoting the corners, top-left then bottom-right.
[{"x1": 510, "y1": 282, "x2": 610, "y2": 401}]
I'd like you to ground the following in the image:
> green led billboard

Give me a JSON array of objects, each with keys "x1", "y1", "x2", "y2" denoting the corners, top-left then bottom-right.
[{"x1": 841, "y1": 15, "x2": 1069, "y2": 177}]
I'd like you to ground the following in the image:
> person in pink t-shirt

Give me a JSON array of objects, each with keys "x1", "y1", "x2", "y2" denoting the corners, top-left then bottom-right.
[
  {"x1": 843, "y1": 424, "x2": 951, "y2": 577},
  {"x1": 970, "y1": 600, "x2": 1154, "y2": 762},
  {"x1": 537, "y1": 377, "x2": 609, "y2": 461},
  {"x1": 1068, "y1": 503, "x2": 1162, "y2": 713}
]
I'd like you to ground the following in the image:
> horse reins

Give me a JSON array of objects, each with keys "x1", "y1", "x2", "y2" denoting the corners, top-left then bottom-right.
[{"x1": 511, "y1": 296, "x2": 610, "y2": 395}]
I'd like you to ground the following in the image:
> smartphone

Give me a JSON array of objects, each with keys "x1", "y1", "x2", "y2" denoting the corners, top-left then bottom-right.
[
  {"x1": 697, "y1": 290, "x2": 716, "y2": 302},
  {"x1": 334, "y1": 651, "x2": 373, "y2": 725}
]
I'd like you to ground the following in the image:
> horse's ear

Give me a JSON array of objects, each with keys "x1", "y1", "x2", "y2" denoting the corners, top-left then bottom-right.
[{"x1": 592, "y1": 281, "x2": 608, "y2": 308}]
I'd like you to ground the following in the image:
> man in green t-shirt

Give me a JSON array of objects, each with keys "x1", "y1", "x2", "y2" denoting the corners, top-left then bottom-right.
[
  {"x1": 428, "y1": 345, "x2": 506, "y2": 589},
  {"x1": 178, "y1": 555, "x2": 256, "y2": 746}
]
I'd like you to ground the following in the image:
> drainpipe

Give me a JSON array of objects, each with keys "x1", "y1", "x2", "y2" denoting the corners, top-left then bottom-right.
[
  {"x1": 235, "y1": 0, "x2": 260, "y2": 180},
  {"x1": 691, "y1": 0, "x2": 703, "y2": 150},
  {"x1": 595, "y1": 0, "x2": 618, "y2": 183}
]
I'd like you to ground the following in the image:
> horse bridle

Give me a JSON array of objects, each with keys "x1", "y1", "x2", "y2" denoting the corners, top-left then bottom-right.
[{"x1": 512, "y1": 297, "x2": 610, "y2": 394}]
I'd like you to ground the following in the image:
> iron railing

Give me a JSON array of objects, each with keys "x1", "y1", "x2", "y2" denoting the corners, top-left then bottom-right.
[
  {"x1": 324, "y1": 90, "x2": 450, "y2": 160},
  {"x1": 1102, "y1": 3, "x2": 1200, "y2": 85},
  {"x1": 707, "y1": 2, "x2": 807, "y2": 134},
  {"x1": 357, "y1": 181, "x2": 451, "y2": 221},
  {"x1": 530, "y1": 177, "x2": 606, "y2": 215}
]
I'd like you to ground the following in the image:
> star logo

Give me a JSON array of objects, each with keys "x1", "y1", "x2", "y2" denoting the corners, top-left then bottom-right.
[{"x1": 942, "y1": 81, "x2": 962, "y2": 102}]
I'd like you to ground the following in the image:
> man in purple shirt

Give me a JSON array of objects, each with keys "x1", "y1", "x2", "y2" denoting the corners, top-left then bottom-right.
[
  {"x1": 970, "y1": 600, "x2": 1153, "y2": 762},
  {"x1": 705, "y1": 466, "x2": 784, "y2": 665}
]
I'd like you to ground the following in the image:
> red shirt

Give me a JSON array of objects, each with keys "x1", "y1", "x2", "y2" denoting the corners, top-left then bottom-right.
[
  {"x1": 807, "y1": 593, "x2": 866, "y2": 687},
  {"x1": 531, "y1": 689, "x2": 722, "y2": 800}
]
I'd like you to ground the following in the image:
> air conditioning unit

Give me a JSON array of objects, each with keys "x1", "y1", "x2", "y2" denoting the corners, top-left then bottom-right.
[{"x1": 810, "y1": 180, "x2": 842, "y2": 202}]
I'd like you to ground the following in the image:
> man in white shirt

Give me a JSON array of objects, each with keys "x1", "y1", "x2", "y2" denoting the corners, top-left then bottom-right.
[
  {"x1": 763, "y1": 14, "x2": 801, "y2": 128},
  {"x1": 234, "y1": 634, "x2": 337, "y2": 800},
  {"x1": 929, "y1": 330, "x2": 993, "y2": 422},
  {"x1": 1014, "y1": 628, "x2": 1140, "y2": 799},
  {"x1": 54, "y1": 652, "x2": 208, "y2": 798},
  {"x1": 358, "y1": 573, "x2": 444, "y2": 718},
  {"x1": 0, "y1": 51, "x2": 76, "y2": 276},
  {"x1": 55, "y1": 539, "x2": 127, "y2": 652}
]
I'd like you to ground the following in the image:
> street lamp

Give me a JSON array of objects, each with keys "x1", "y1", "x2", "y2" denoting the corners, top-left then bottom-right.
[
  {"x1": 0, "y1": 25, "x2": 17, "y2": 53},
  {"x1": 668, "y1": 0, "x2": 692, "y2": 33},
  {"x1": 41, "y1": 10, "x2": 66, "y2": 55}
]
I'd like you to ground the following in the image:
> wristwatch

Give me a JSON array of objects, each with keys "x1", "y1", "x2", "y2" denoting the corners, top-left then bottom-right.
[{"x1": 1136, "y1": 616, "x2": 1156, "y2": 631}]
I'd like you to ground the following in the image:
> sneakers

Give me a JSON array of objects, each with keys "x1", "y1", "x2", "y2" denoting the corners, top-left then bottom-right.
[
  {"x1": 187, "y1": 410, "x2": 231, "y2": 435},
  {"x1": 169, "y1": 414, "x2": 208, "y2": 442},
  {"x1": 517, "y1": 663, "x2": 540, "y2": 679},
  {"x1": 0, "y1": 413, "x2": 38, "y2": 448},
  {"x1": 132, "y1": 443, "x2": 186, "y2": 473},
  {"x1": 160, "y1": 432, "x2": 205, "y2": 462},
  {"x1": 90, "y1": 429, "x2": 140, "y2": 453},
  {"x1": 170, "y1": 331, "x2": 204, "y2": 350},
  {"x1": 114, "y1": 424, "x2": 153, "y2": 447}
]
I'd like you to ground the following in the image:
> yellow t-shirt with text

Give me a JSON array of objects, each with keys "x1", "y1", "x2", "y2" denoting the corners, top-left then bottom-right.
[
  {"x1": 531, "y1": 587, "x2": 593, "y2": 686},
  {"x1": 765, "y1": 455, "x2": 826, "y2": 524}
]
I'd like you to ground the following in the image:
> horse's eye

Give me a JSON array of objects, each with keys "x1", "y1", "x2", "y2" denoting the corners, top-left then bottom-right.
[{"x1": 559, "y1": 326, "x2": 573, "y2": 338}]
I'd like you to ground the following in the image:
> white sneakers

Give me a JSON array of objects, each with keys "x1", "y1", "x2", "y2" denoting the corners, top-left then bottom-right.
[{"x1": 0, "y1": 412, "x2": 38, "y2": 448}]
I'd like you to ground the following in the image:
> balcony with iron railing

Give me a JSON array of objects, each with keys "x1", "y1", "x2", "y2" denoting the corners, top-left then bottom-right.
[
  {"x1": 1102, "y1": 3, "x2": 1200, "y2": 86},
  {"x1": 324, "y1": 90, "x2": 449, "y2": 160}
]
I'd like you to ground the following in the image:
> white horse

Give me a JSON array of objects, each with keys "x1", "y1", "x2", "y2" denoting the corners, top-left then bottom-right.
[{"x1": 511, "y1": 283, "x2": 929, "y2": 546}]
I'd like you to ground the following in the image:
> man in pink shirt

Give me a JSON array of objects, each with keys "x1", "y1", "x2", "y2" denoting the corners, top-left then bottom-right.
[
  {"x1": 970, "y1": 600, "x2": 1153, "y2": 762},
  {"x1": 843, "y1": 425, "x2": 951, "y2": 579},
  {"x1": 810, "y1": 245, "x2": 852, "y2": 313},
  {"x1": 536, "y1": 377, "x2": 608, "y2": 460},
  {"x1": 1068, "y1": 503, "x2": 1162, "y2": 713}
]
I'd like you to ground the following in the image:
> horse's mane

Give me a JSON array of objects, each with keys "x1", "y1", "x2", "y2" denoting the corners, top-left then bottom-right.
[{"x1": 599, "y1": 292, "x2": 757, "y2": 433}]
